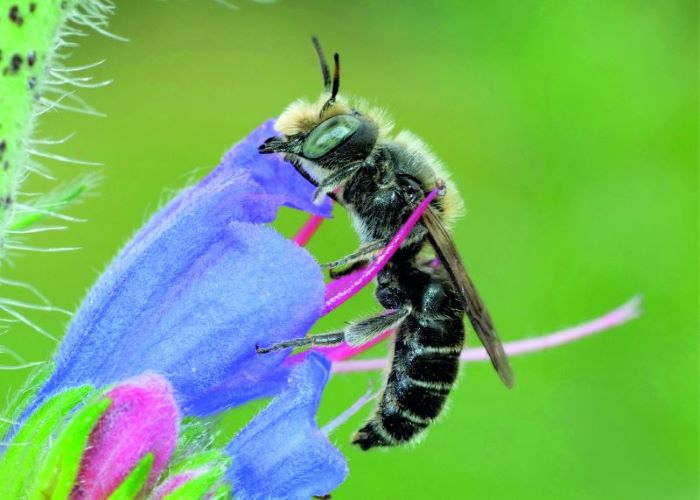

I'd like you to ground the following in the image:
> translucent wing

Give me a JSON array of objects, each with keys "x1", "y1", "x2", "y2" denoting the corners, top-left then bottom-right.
[{"x1": 422, "y1": 206, "x2": 514, "y2": 388}]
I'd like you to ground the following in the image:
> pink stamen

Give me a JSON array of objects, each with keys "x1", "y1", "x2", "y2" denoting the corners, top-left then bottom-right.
[
  {"x1": 329, "y1": 296, "x2": 642, "y2": 373},
  {"x1": 321, "y1": 189, "x2": 439, "y2": 316},
  {"x1": 292, "y1": 214, "x2": 326, "y2": 247}
]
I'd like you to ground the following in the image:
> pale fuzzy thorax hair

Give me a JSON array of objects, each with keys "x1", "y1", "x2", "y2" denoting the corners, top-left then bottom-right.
[
  {"x1": 275, "y1": 94, "x2": 464, "y2": 226},
  {"x1": 275, "y1": 93, "x2": 394, "y2": 139},
  {"x1": 392, "y1": 130, "x2": 465, "y2": 228}
]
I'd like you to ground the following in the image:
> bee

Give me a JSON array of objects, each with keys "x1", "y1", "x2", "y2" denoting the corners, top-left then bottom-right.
[{"x1": 257, "y1": 37, "x2": 513, "y2": 450}]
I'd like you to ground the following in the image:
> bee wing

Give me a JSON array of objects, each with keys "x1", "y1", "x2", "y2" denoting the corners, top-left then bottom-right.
[{"x1": 422, "y1": 206, "x2": 514, "y2": 388}]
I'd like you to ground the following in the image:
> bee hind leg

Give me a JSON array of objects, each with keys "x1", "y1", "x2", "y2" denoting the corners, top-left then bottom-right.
[
  {"x1": 256, "y1": 331, "x2": 345, "y2": 354},
  {"x1": 255, "y1": 307, "x2": 409, "y2": 355}
]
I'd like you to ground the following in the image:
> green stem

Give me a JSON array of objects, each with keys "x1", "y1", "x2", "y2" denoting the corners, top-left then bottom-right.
[{"x1": 0, "y1": 1, "x2": 69, "y2": 248}]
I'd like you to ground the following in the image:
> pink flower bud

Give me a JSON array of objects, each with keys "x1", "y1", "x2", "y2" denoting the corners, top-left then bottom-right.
[{"x1": 73, "y1": 374, "x2": 179, "y2": 498}]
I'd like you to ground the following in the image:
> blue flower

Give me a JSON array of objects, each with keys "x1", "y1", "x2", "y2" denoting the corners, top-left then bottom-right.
[
  {"x1": 4, "y1": 121, "x2": 349, "y2": 497},
  {"x1": 31, "y1": 119, "x2": 332, "y2": 417},
  {"x1": 228, "y1": 352, "x2": 348, "y2": 499}
]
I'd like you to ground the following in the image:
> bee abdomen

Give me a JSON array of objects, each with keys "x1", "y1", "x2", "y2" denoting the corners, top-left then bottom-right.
[{"x1": 352, "y1": 316, "x2": 464, "y2": 450}]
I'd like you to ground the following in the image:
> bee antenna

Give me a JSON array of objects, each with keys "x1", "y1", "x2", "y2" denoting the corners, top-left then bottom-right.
[
  {"x1": 331, "y1": 52, "x2": 340, "y2": 101},
  {"x1": 312, "y1": 35, "x2": 331, "y2": 91},
  {"x1": 320, "y1": 53, "x2": 341, "y2": 117}
]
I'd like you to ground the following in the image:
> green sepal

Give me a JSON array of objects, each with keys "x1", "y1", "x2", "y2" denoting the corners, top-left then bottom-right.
[
  {"x1": 169, "y1": 449, "x2": 230, "y2": 476},
  {"x1": 0, "y1": 384, "x2": 93, "y2": 499},
  {"x1": 0, "y1": 361, "x2": 55, "y2": 442},
  {"x1": 209, "y1": 483, "x2": 233, "y2": 500},
  {"x1": 160, "y1": 449, "x2": 231, "y2": 500},
  {"x1": 107, "y1": 452, "x2": 154, "y2": 500},
  {"x1": 29, "y1": 395, "x2": 112, "y2": 499},
  {"x1": 170, "y1": 416, "x2": 215, "y2": 464},
  {"x1": 161, "y1": 468, "x2": 228, "y2": 500}
]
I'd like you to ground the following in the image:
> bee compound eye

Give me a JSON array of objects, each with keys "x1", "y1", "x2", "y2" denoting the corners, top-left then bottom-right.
[{"x1": 302, "y1": 115, "x2": 362, "y2": 159}]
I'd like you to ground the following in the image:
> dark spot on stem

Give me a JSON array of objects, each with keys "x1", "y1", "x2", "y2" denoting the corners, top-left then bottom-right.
[
  {"x1": 27, "y1": 51, "x2": 36, "y2": 66},
  {"x1": 9, "y1": 5, "x2": 23, "y2": 26},
  {"x1": 29, "y1": 3, "x2": 36, "y2": 13},
  {"x1": 9, "y1": 53, "x2": 23, "y2": 74}
]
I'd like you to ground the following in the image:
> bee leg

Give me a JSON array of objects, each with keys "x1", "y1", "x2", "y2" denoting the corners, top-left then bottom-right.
[
  {"x1": 328, "y1": 258, "x2": 370, "y2": 279},
  {"x1": 258, "y1": 136, "x2": 289, "y2": 154},
  {"x1": 344, "y1": 307, "x2": 410, "y2": 346},
  {"x1": 256, "y1": 331, "x2": 345, "y2": 354},
  {"x1": 312, "y1": 161, "x2": 363, "y2": 203},
  {"x1": 256, "y1": 307, "x2": 410, "y2": 354},
  {"x1": 321, "y1": 240, "x2": 388, "y2": 274}
]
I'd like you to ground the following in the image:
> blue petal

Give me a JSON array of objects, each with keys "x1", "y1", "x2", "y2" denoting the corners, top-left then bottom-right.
[
  {"x1": 30, "y1": 121, "x2": 328, "y2": 417},
  {"x1": 227, "y1": 353, "x2": 348, "y2": 499}
]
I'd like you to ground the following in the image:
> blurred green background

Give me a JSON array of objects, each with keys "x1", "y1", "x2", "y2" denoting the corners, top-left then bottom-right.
[{"x1": 1, "y1": 0, "x2": 697, "y2": 498}]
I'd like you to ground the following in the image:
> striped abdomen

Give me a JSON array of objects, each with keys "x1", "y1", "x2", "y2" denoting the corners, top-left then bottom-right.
[{"x1": 352, "y1": 271, "x2": 465, "y2": 450}]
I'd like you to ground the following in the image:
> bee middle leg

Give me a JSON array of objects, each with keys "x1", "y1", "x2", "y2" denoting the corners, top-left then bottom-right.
[
  {"x1": 321, "y1": 240, "x2": 388, "y2": 278},
  {"x1": 256, "y1": 307, "x2": 410, "y2": 354}
]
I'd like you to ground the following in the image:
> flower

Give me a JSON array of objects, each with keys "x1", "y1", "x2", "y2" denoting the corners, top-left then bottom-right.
[
  {"x1": 1, "y1": 120, "x2": 354, "y2": 497},
  {"x1": 28, "y1": 119, "x2": 332, "y2": 418}
]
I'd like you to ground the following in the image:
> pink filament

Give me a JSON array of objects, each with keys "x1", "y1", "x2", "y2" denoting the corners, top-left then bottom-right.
[
  {"x1": 320, "y1": 189, "x2": 439, "y2": 316},
  {"x1": 292, "y1": 214, "x2": 326, "y2": 246},
  {"x1": 285, "y1": 189, "x2": 438, "y2": 366},
  {"x1": 329, "y1": 296, "x2": 642, "y2": 373},
  {"x1": 321, "y1": 386, "x2": 378, "y2": 435}
]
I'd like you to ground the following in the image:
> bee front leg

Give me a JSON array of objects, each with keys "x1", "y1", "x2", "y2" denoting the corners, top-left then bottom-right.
[{"x1": 311, "y1": 161, "x2": 363, "y2": 203}]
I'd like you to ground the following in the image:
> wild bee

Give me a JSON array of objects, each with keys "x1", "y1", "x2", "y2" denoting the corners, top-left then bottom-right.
[{"x1": 257, "y1": 37, "x2": 513, "y2": 450}]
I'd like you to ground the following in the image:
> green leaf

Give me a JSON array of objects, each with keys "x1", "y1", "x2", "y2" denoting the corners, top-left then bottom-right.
[
  {"x1": 107, "y1": 453, "x2": 154, "y2": 500},
  {"x1": 29, "y1": 395, "x2": 111, "y2": 499},
  {"x1": 0, "y1": 384, "x2": 93, "y2": 499}
]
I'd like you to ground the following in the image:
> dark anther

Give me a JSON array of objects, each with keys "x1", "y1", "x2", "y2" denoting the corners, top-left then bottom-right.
[
  {"x1": 27, "y1": 50, "x2": 36, "y2": 67},
  {"x1": 0, "y1": 140, "x2": 6, "y2": 154},
  {"x1": 28, "y1": 76, "x2": 36, "y2": 89},
  {"x1": 3, "y1": 161, "x2": 9, "y2": 171},
  {"x1": 3, "y1": 196, "x2": 12, "y2": 209},
  {"x1": 29, "y1": 3, "x2": 36, "y2": 13}
]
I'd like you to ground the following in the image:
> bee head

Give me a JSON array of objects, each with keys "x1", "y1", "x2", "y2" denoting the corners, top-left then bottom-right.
[{"x1": 260, "y1": 36, "x2": 381, "y2": 170}]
